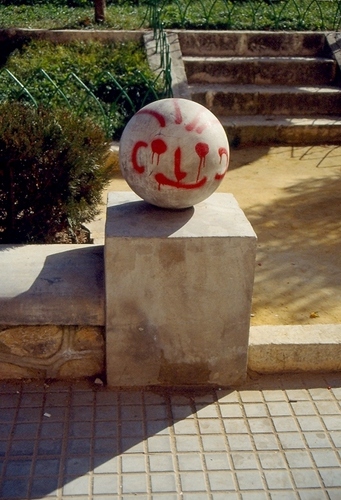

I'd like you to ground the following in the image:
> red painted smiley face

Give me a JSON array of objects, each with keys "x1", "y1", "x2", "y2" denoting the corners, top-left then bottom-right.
[{"x1": 120, "y1": 98, "x2": 230, "y2": 209}]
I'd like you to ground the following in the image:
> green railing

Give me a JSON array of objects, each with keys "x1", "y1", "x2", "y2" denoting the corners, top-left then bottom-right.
[
  {"x1": 0, "y1": 66, "x2": 170, "y2": 138},
  {"x1": 145, "y1": 0, "x2": 341, "y2": 31}
]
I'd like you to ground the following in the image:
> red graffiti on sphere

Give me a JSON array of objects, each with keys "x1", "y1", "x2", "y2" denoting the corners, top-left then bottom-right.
[
  {"x1": 151, "y1": 138, "x2": 167, "y2": 165},
  {"x1": 155, "y1": 147, "x2": 207, "y2": 190},
  {"x1": 131, "y1": 140, "x2": 148, "y2": 173},
  {"x1": 215, "y1": 147, "x2": 229, "y2": 180},
  {"x1": 131, "y1": 99, "x2": 227, "y2": 190}
]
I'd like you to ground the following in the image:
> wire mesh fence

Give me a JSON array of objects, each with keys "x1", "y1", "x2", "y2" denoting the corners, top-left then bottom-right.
[
  {"x1": 145, "y1": 0, "x2": 341, "y2": 31},
  {"x1": 0, "y1": 65, "x2": 170, "y2": 138},
  {"x1": 0, "y1": 0, "x2": 339, "y2": 137}
]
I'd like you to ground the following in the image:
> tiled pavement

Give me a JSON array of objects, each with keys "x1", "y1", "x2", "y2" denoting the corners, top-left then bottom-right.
[{"x1": 0, "y1": 373, "x2": 340, "y2": 500}]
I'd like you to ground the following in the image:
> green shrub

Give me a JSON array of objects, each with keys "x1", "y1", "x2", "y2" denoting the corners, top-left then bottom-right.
[
  {"x1": 1, "y1": 40, "x2": 163, "y2": 138},
  {"x1": 0, "y1": 101, "x2": 110, "y2": 244}
]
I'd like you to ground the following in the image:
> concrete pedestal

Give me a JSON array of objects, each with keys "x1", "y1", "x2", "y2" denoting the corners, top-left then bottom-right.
[{"x1": 105, "y1": 192, "x2": 257, "y2": 387}]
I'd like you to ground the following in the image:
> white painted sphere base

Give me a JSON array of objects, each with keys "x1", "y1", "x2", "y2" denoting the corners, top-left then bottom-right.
[{"x1": 119, "y1": 98, "x2": 229, "y2": 209}]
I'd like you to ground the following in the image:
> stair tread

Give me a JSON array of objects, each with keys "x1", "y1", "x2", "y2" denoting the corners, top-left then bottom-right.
[
  {"x1": 183, "y1": 55, "x2": 335, "y2": 63},
  {"x1": 218, "y1": 115, "x2": 341, "y2": 126},
  {"x1": 189, "y1": 84, "x2": 341, "y2": 94}
]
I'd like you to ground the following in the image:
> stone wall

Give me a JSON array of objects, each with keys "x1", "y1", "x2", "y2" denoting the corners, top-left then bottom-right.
[{"x1": 0, "y1": 325, "x2": 104, "y2": 380}]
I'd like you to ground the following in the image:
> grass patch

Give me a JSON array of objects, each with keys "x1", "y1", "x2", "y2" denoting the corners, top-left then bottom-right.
[{"x1": 0, "y1": 0, "x2": 340, "y2": 31}]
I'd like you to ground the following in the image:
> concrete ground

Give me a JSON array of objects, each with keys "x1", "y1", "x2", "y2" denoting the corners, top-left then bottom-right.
[
  {"x1": 0, "y1": 373, "x2": 340, "y2": 500},
  {"x1": 88, "y1": 144, "x2": 341, "y2": 327}
]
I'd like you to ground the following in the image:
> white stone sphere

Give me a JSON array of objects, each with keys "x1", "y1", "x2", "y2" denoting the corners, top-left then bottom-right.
[{"x1": 119, "y1": 98, "x2": 229, "y2": 209}]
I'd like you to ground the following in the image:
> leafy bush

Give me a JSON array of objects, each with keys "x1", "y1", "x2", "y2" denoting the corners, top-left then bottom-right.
[
  {"x1": 0, "y1": 101, "x2": 110, "y2": 244},
  {"x1": 1, "y1": 40, "x2": 164, "y2": 138}
]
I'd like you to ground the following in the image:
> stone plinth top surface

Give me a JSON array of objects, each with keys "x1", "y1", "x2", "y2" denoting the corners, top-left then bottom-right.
[
  {"x1": 106, "y1": 191, "x2": 257, "y2": 239},
  {"x1": 0, "y1": 244, "x2": 104, "y2": 325}
]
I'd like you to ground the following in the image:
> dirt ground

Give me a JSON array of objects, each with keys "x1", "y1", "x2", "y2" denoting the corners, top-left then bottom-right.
[{"x1": 92, "y1": 144, "x2": 341, "y2": 326}]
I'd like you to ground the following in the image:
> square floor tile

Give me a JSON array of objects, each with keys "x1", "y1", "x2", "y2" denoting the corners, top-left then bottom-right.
[
  {"x1": 5, "y1": 459, "x2": 32, "y2": 476},
  {"x1": 145, "y1": 404, "x2": 168, "y2": 420},
  {"x1": 208, "y1": 470, "x2": 235, "y2": 491},
  {"x1": 180, "y1": 471, "x2": 207, "y2": 492},
  {"x1": 34, "y1": 458, "x2": 60, "y2": 476},
  {"x1": 67, "y1": 438, "x2": 91, "y2": 455},
  {"x1": 149, "y1": 453, "x2": 174, "y2": 472},
  {"x1": 272, "y1": 416, "x2": 299, "y2": 433},
  {"x1": 93, "y1": 473, "x2": 118, "y2": 494},
  {"x1": 121, "y1": 454, "x2": 146, "y2": 473},
  {"x1": 178, "y1": 453, "x2": 203, "y2": 471},
  {"x1": 267, "y1": 402, "x2": 292, "y2": 416},
  {"x1": 278, "y1": 432, "x2": 306, "y2": 450},
  {"x1": 304, "y1": 432, "x2": 332, "y2": 449},
  {"x1": 121, "y1": 405, "x2": 144, "y2": 421},
  {"x1": 173, "y1": 419, "x2": 197, "y2": 435},
  {"x1": 264, "y1": 469, "x2": 293, "y2": 489},
  {"x1": 94, "y1": 437, "x2": 118, "y2": 454},
  {"x1": 284, "y1": 450, "x2": 313, "y2": 469},
  {"x1": 239, "y1": 391, "x2": 263, "y2": 403},
  {"x1": 219, "y1": 404, "x2": 243, "y2": 418},
  {"x1": 12, "y1": 422, "x2": 40, "y2": 439},
  {"x1": 321, "y1": 415, "x2": 341, "y2": 431},
  {"x1": 314, "y1": 400, "x2": 340, "y2": 415},
  {"x1": 258, "y1": 451, "x2": 286, "y2": 469},
  {"x1": 121, "y1": 420, "x2": 144, "y2": 437},
  {"x1": 297, "y1": 416, "x2": 324, "y2": 432},
  {"x1": 65, "y1": 456, "x2": 90, "y2": 475},
  {"x1": 199, "y1": 419, "x2": 221, "y2": 434},
  {"x1": 253, "y1": 433, "x2": 279, "y2": 451},
  {"x1": 148, "y1": 435, "x2": 172, "y2": 453},
  {"x1": 93, "y1": 456, "x2": 118, "y2": 474},
  {"x1": 244, "y1": 404, "x2": 268, "y2": 418},
  {"x1": 202, "y1": 435, "x2": 228, "y2": 452},
  {"x1": 236, "y1": 469, "x2": 264, "y2": 490},
  {"x1": 231, "y1": 452, "x2": 258, "y2": 470},
  {"x1": 319, "y1": 468, "x2": 341, "y2": 487},
  {"x1": 31, "y1": 476, "x2": 59, "y2": 497},
  {"x1": 224, "y1": 419, "x2": 248, "y2": 434},
  {"x1": 195, "y1": 405, "x2": 219, "y2": 418},
  {"x1": 63, "y1": 475, "x2": 90, "y2": 495},
  {"x1": 205, "y1": 453, "x2": 231, "y2": 471},
  {"x1": 290, "y1": 401, "x2": 317, "y2": 416},
  {"x1": 227, "y1": 434, "x2": 253, "y2": 452},
  {"x1": 151, "y1": 473, "x2": 177, "y2": 492},
  {"x1": 10, "y1": 439, "x2": 35, "y2": 456},
  {"x1": 291, "y1": 468, "x2": 321, "y2": 488},
  {"x1": 248, "y1": 417, "x2": 273, "y2": 434},
  {"x1": 1, "y1": 478, "x2": 29, "y2": 498},
  {"x1": 311, "y1": 448, "x2": 340, "y2": 467}
]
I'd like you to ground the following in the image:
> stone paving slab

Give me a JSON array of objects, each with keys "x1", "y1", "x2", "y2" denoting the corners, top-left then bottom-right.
[{"x1": 0, "y1": 373, "x2": 340, "y2": 499}]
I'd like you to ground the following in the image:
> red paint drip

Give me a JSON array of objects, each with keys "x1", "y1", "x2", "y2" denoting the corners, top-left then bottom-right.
[
  {"x1": 136, "y1": 109, "x2": 166, "y2": 127},
  {"x1": 215, "y1": 147, "x2": 229, "y2": 180},
  {"x1": 173, "y1": 99, "x2": 183, "y2": 124},
  {"x1": 195, "y1": 142, "x2": 209, "y2": 181},
  {"x1": 174, "y1": 147, "x2": 187, "y2": 182},
  {"x1": 131, "y1": 140, "x2": 148, "y2": 173},
  {"x1": 151, "y1": 138, "x2": 167, "y2": 165}
]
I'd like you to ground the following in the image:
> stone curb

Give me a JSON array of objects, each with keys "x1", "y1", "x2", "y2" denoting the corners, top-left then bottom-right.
[{"x1": 249, "y1": 324, "x2": 341, "y2": 374}]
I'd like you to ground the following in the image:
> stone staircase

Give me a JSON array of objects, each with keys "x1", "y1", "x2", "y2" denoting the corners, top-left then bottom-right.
[{"x1": 176, "y1": 31, "x2": 341, "y2": 146}]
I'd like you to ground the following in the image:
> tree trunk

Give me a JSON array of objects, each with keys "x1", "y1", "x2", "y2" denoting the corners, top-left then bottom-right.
[{"x1": 94, "y1": 0, "x2": 106, "y2": 23}]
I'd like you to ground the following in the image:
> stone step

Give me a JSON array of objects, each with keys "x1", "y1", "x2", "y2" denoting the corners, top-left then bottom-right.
[
  {"x1": 218, "y1": 115, "x2": 341, "y2": 147},
  {"x1": 189, "y1": 83, "x2": 341, "y2": 117},
  {"x1": 177, "y1": 30, "x2": 328, "y2": 58},
  {"x1": 183, "y1": 56, "x2": 337, "y2": 86}
]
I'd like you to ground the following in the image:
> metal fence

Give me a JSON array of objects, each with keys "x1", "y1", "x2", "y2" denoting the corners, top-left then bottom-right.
[
  {"x1": 0, "y1": 65, "x2": 170, "y2": 138},
  {"x1": 145, "y1": 0, "x2": 341, "y2": 31},
  {"x1": 0, "y1": 0, "x2": 339, "y2": 137}
]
